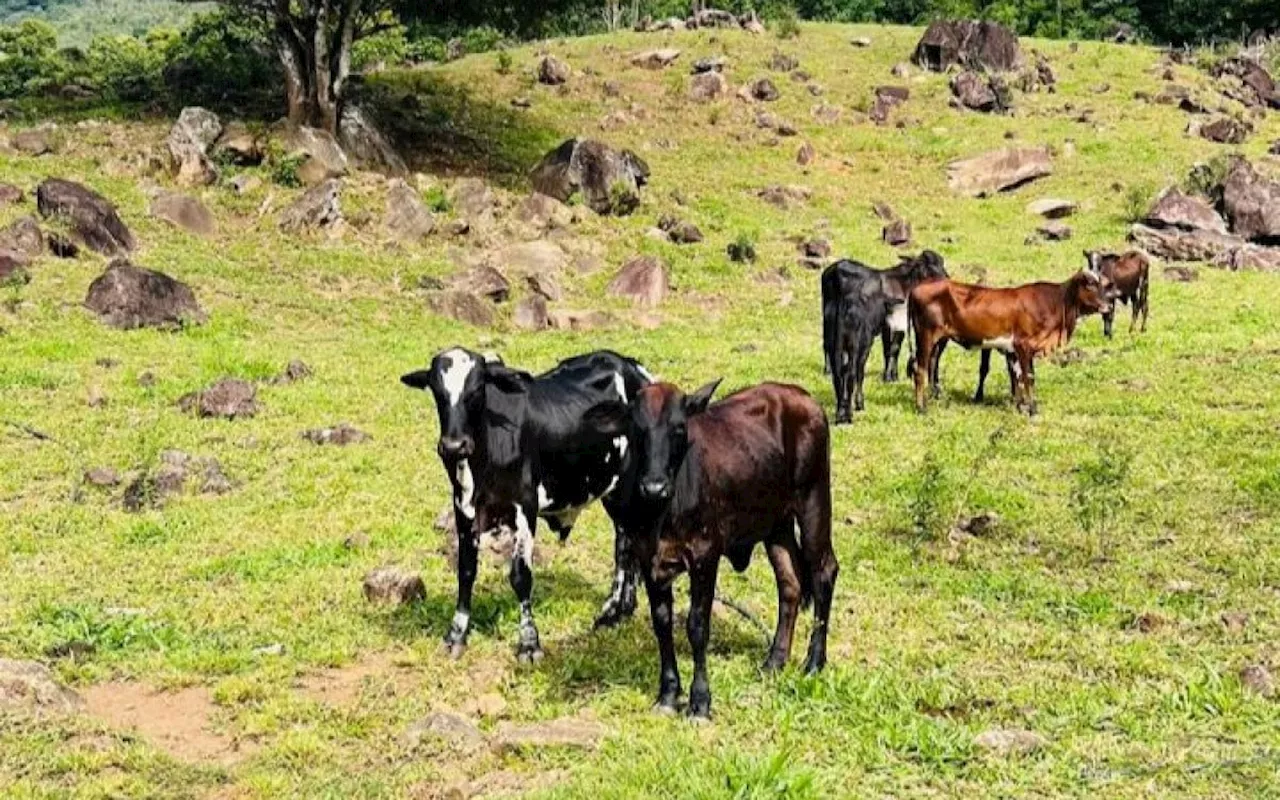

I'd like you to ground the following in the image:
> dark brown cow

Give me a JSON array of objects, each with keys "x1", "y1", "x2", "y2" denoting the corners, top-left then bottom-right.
[
  {"x1": 909, "y1": 271, "x2": 1118, "y2": 415},
  {"x1": 584, "y1": 381, "x2": 838, "y2": 720},
  {"x1": 1085, "y1": 249, "x2": 1151, "y2": 338}
]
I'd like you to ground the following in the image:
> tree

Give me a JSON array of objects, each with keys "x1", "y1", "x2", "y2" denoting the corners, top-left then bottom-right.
[{"x1": 188, "y1": 0, "x2": 397, "y2": 133}]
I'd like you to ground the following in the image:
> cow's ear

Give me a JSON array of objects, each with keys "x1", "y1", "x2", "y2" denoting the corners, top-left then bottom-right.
[
  {"x1": 401, "y1": 370, "x2": 433, "y2": 391},
  {"x1": 684, "y1": 379, "x2": 722, "y2": 416},
  {"x1": 485, "y1": 365, "x2": 531, "y2": 395},
  {"x1": 583, "y1": 401, "x2": 630, "y2": 436}
]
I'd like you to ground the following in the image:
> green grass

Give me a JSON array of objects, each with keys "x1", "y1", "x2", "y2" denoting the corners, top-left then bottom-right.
[{"x1": 3, "y1": 22, "x2": 1280, "y2": 799}]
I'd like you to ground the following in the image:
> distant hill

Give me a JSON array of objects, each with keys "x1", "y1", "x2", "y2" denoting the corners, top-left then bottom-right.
[{"x1": 0, "y1": 0, "x2": 214, "y2": 45}]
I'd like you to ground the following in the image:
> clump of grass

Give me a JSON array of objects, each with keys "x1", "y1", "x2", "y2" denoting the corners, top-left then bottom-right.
[
  {"x1": 495, "y1": 49, "x2": 513, "y2": 76},
  {"x1": 609, "y1": 180, "x2": 639, "y2": 215},
  {"x1": 905, "y1": 451, "x2": 952, "y2": 541},
  {"x1": 1122, "y1": 181, "x2": 1157, "y2": 223},
  {"x1": 772, "y1": 6, "x2": 801, "y2": 40},
  {"x1": 264, "y1": 141, "x2": 305, "y2": 188},
  {"x1": 423, "y1": 184, "x2": 451, "y2": 213},
  {"x1": 1184, "y1": 153, "x2": 1239, "y2": 203},
  {"x1": 1071, "y1": 443, "x2": 1133, "y2": 539}
]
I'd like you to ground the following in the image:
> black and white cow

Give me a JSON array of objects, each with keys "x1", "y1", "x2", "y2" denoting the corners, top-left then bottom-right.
[
  {"x1": 821, "y1": 250, "x2": 948, "y2": 424},
  {"x1": 401, "y1": 347, "x2": 653, "y2": 661}
]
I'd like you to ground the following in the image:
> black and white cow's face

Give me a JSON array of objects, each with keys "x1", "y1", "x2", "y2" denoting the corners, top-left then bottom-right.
[
  {"x1": 1084, "y1": 250, "x2": 1107, "y2": 275},
  {"x1": 1076, "y1": 270, "x2": 1119, "y2": 316},
  {"x1": 401, "y1": 347, "x2": 512, "y2": 463},
  {"x1": 586, "y1": 380, "x2": 720, "y2": 502}
]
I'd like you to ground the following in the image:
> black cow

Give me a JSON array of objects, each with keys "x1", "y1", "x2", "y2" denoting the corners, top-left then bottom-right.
[
  {"x1": 401, "y1": 347, "x2": 653, "y2": 661},
  {"x1": 821, "y1": 250, "x2": 948, "y2": 424},
  {"x1": 583, "y1": 381, "x2": 838, "y2": 720}
]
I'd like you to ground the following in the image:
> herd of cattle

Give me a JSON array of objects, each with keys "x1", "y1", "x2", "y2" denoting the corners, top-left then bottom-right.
[{"x1": 400, "y1": 247, "x2": 1152, "y2": 719}]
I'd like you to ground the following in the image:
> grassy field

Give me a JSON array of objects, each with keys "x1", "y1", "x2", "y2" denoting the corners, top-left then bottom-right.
[{"x1": 3, "y1": 21, "x2": 1280, "y2": 799}]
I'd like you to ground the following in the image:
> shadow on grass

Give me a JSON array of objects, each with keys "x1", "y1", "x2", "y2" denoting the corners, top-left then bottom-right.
[{"x1": 356, "y1": 70, "x2": 565, "y2": 187}]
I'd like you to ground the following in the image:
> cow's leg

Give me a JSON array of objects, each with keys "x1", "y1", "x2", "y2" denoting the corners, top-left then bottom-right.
[
  {"x1": 594, "y1": 521, "x2": 638, "y2": 629},
  {"x1": 686, "y1": 560, "x2": 719, "y2": 720},
  {"x1": 1103, "y1": 309, "x2": 1115, "y2": 339},
  {"x1": 762, "y1": 523, "x2": 803, "y2": 672},
  {"x1": 830, "y1": 337, "x2": 853, "y2": 425},
  {"x1": 853, "y1": 333, "x2": 872, "y2": 413},
  {"x1": 884, "y1": 303, "x2": 908, "y2": 382},
  {"x1": 929, "y1": 340, "x2": 947, "y2": 399},
  {"x1": 509, "y1": 503, "x2": 543, "y2": 663},
  {"x1": 797, "y1": 481, "x2": 837, "y2": 676},
  {"x1": 975, "y1": 348, "x2": 991, "y2": 403},
  {"x1": 886, "y1": 330, "x2": 905, "y2": 383},
  {"x1": 1141, "y1": 280, "x2": 1150, "y2": 333},
  {"x1": 1005, "y1": 353, "x2": 1019, "y2": 401},
  {"x1": 913, "y1": 331, "x2": 938, "y2": 412},
  {"x1": 1015, "y1": 347, "x2": 1037, "y2": 416},
  {"x1": 444, "y1": 508, "x2": 477, "y2": 658},
  {"x1": 645, "y1": 573, "x2": 681, "y2": 713}
]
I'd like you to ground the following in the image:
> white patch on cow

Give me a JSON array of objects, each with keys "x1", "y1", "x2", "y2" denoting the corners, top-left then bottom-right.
[
  {"x1": 537, "y1": 484, "x2": 552, "y2": 510},
  {"x1": 635, "y1": 364, "x2": 655, "y2": 382},
  {"x1": 450, "y1": 610, "x2": 470, "y2": 632},
  {"x1": 887, "y1": 302, "x2": 909, "y2": 333},
  {"x1": 982, "y1": 336, "x2": 1015, "y2": 353},
  {"x1": 613, "y1": 373, "x2": 627, "y2": 401},
  {"x1": 1010, "y1": 360, "x2": 1023, "y2": 378},
  {"x1": 455, "y1": 459, "x2": 476, "y2": 520},
  {"x1": 440, "y1": 348, "x2": 477, "y2": 407},
  {"x1": 602, "y1": 475, "x2": 620, "y2": 497},
  {"x1": 614, "y1": 436, "x2": 629, "y2": 458},
  {"x1": 513, "y1": 505, "x2": 534, "y2": 569}
]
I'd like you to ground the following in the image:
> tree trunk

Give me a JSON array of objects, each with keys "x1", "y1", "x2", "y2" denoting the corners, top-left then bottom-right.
[{"x1": 269, "y1": 0, "x2": 357, "y2": 135}]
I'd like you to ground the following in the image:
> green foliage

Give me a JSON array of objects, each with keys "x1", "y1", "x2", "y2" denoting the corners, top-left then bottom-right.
[
  {"x1": 0, "y1": 0, "x2": 213, "y2": 47},
  {"x1": 352, "y1": 23, "x2": 409, "y2": 71},
  {"x1": 1070, "y1": 443, "x2": 1133, "y2": 537},
  {"x1": 904, "y1": 451, "x2": 953, "y2": 540},
  {"x1": 86, "y1": 27, "x2": 176, "y2": 101},
  {"x1": 728, "y1": 231, "x2": 758, "y2": 263},
  {"x1": 494, "y1": 47, "x2": 512, "y2": 75},
  {"x1": 1183, "y1": 153, "x2": 1239, "y2": 203},
  {"x1": 162, "y1": 9, "x2": 277, "y2": 111},
  {"x1": 267, "y1": 146, "x2": 305, "y2": 189},
  {"x1": 1121, "y1": 181, "x2": 1156, "y2": 223},
  {"x1": 422, "y1": 184, "x2": 451, "y2": 212},
  {"x1": 0, "y1": 18, "x2": 61, "y2": 98},
  {"x1": 773, "y1": 5, "x2": 802, "y2": 39}
]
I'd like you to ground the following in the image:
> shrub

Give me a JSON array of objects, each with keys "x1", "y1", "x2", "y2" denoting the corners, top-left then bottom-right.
[
  {"x1": 163, "y1": 10, "x2": 278, "y2": 112},
  {"x1": 1183, "y1": 153, "x2": 1238, "y2": 203},
  {"x1": 727, "y1": 232, "x2": 757, "y2": 263},
  {"x1": 352, "y1": 24, "x2": 409, "y2": 70},
  {"x1": 905, "y1": 451, "x2": 952, "y2": 541},
  {"x1": 423, "y1": 184, "x2": 451, "y2": 213},
  {"x1": 1122, "y1": 182, "x2": 1156, "y2": 223},
  {"x1": 1071, "y1": 443, "x2": 1133, "y2": 538},
  {"x1": 0, "y1": 19, "x2": 62, "y2": 98},
  {"x1": 496, "y1": 48, "x2": 513, "y2": 75},
  {"x1": 87, "y1": 28, "x2": 177, "y2": 102},
  {"x1": 772, "y1": 6, "x2": 801, "y2": 40}
]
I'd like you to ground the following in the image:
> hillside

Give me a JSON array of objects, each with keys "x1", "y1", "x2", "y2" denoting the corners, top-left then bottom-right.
[
  {"x1": 0, "y1": 0, "x2": 212, "y2": 44},
  {"x1": 3, "y1": 22, "x2": 1280, "y2": 799}
]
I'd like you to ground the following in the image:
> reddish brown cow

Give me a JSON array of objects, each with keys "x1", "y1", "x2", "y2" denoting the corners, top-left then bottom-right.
[
  {"x1": 909, "y1": 271, "x2": 1118, "y2": 415},
  {"x1": 584, "y1": 381, "x2": 838, "y2": 720},
  {"x1": 1085, "y1": 249, "x2": 1151, "y2": 338}
]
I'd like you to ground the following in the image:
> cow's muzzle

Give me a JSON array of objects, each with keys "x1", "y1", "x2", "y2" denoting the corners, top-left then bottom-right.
[{"x1": 438, "y1": 436, "x2": 474, "y2": 459}]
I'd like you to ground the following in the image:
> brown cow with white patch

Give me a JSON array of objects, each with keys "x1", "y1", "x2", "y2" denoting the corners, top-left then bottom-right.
[
  {"x1": 909, "y1": 271, "x2": 1118, "y2": 415},
  {"x1": 1085, "y1": 249, "x2": 1151, "y2": 338}
]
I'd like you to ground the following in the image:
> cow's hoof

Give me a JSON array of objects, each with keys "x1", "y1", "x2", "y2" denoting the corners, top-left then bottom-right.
[
  {"x1": 593, "y1": 603, "x2": 634, "y2": 630},
  {"x1": 516, "y1": 645, "x2": 545, "y2": 664},
  {"x1": 686, "y1": 700, "x2": 711, "y2": 722},
  {"x1": 652, "y1": 701, "x2": 679, "y2": 716},
  {"x1": 686, "y1": 712, "x2": 712, "y2": 726},
  {"x1": 441, "y1": 641, "x2": 467, "y2": 660},
  {"x1": 803, "y1": 657, "x2": 826, "y2": 675},
  {"x1": 833, "y1": 413, "x2": 852, "y2": 426},
  {"x1": 760, "y1": 656, "x2": 786, "y2": 673}
]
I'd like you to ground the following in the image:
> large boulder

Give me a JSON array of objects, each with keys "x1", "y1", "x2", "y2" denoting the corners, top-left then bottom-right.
[
  {"x1": 1211, "y1": 57, "x2": 1280, "y2": 109},
  {"x1": 514, "y1": 192, "x2": 572, "y2": 231},
  {"x1": 11, "y1": 126, "x2": 54, "y2": 156},
  {"x1": 947, "y1": 147, "x2": 1052, "y2": 197},
  {"x1": 84, "y1": 260, "x2": 206, "y2": 330},
  {"x1": 167, "y1": 107, "x2": 223, "y2": 187},
  {"x1": 428, "y1": 290, "x2": 496, "y2": 327},
  {"x1": 213, "y1": 122, "x2": 264, "y2": 166},
  {"x1": 0, "y1": 216, "x2": 44, "y2": 260},
  {"x1": 607, "y1": 255, "x2": 668, "y2": 308},
  {"x1": 1128, "y1": 224, "x2": 1246, "y2": 263},
  {"x1": 690, "y1": 71, "x2": 729, "y2": 101},
  {"x1": 538, "y1": 56, "x2": 570, "y2": 85},
  {"x1": 280, "y1": 124, "x2": 349, "y2": 186},
  {"x1": 338, "y1": 105, "x2": 408, "y2": 176},
  {"x1": 1220, "y1": 159, "x2": 1280, "y2": 242},
  {"x1": 1143, "y1": 187, "x2": 1228, "y2": 234},
  {"x1": 36, "y1": 179, "x2": 135, "y2": 256},
  {"x1": 150, "y1": 191, "x2": 216, "y2": 237},
  {"x1": 913, "y1": 20, "x2": 1021, "y2": 73},
  {"x1": 280, "y1": 179, "x2": 342, "y2": 232},
  {"x1": 950, "y1": 70, "x2": 1010, "y2": 113},
  {"x1": 1199, "y1": 117, "x2": 1252, "y2": 145},
  {"x1": 0, "y1": 659, "x2": 82, "y2": 715},
  {"x1": 384, "y1": 179, "x2": 435, "y2": 242},
  {"x1": 530, "y1": 139, "x2": 649, "y2": 216}
]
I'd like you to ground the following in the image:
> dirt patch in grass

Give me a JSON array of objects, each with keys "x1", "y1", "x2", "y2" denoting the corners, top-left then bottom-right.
[
  {"x1": 82, "y1": 682, "x2": 253, "y2": 765},
  {"x1": 297, "y1": 651, "x2": 417, "y2": 708}
]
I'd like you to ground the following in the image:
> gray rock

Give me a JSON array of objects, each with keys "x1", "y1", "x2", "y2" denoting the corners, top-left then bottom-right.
[
  {"x1": 167, "y1": 107, "x2": 222, "y2": 186},
  {"x1": 1129, "y1": 223, "x2": 1247, "y2": 263},
  {"x1": 150, "y1": 191, "x2": 215, "y2": 237},
  {"x1": 490, "y1": 240, "x2": 569, "y2": 276},
  {"x1": 363, "y1": 566, "x2": 426, "y2": 605},
  {"x1": 46, "y1": 232, "x2": 78, "y2": 258},
  {"x1": 451, "y1": 178, "x2": 497, "y2": 224},
  {"x1": 1199, "y1": 117, "x2": 1251, "y2": 145},
  {"x1": 492, "y1": 718, "x2": 608, "y2": 752},
  {"x1": 1144, "y1": 187, "x2": 1227, "y2": 234},
  {"x1": 914, "y1": 19, "x2": 1021, "y2": 73},
  {"x1": 525, "y1": 272, "x2": 562, "y2": 301},
  {"x1": 384, "y1": 179, "x2": 434, "y2": 242},
  {"x1": 1221, "y1": 159, "x2": 1280, "y2": 241},
  {"x1": 690, "y1": 71, "x2": 728, "y2": 101},
  {"x1": 229, "y1": 174, "x2": 262, "y2": 195},
  {"x1": 530, "y1": 139, "x2": 649, "y2": 216},
  {"x1": 757, "y1": 184, "x2": 812, "y2": 209},
  {"x1": 84, "y1": 260, "x2": 206, "y2": 330},
  {"x1": 428, "y1": 291, "x2": 496, "y2": 327},
  {"x1": 0, "y1": 216, "x2": 44, "y2": 259},
  {"x1": 178, "y1": 378, "x2": 258, "y2": 419},
  {"x1": 274, "y1": 359, "x2": 313, "y2": 384},
  {"x1": 1239, "y1": 664, "x2": 1275, "y2": 698},
  {"x1": 213, "y1": 121, "x2": 263, "y2": 166},
  {"x1": 0, "y1": 183, "x2": 24, "y2": 206},
  {"x1": 0, "y1": 659, "x2": 82, "y2": 715},
  {"x1": 453, "y1": 265, "x2": 510, "y2": 302},
  {"x1": 280, "y1": 124, "x2": 349, "y2": 185},
  {"x1": 513, "y1": 295, "x2": 550, "y2": 331},
  {"x1": 515, "y1": 192, "x2": 572, "y2": 231},
  {"x1": 547, "y1": 308, "x2": 614, "y2": 331},
  {"x1": 632, "y1": 48, "x2": 681, "y2": 69},
  {"x1": 882, "y1": 218, "x2": 912, "y2": 246},
  {"x1": 951, "y1": 70, "x2": 1009, "y2": 113},
  {"x1": 1037, "y1": 221, "x2": 1072, "y2": 240},
  {"x1": 750, "y1": 78, "x2": 780, "y2": 101},
  {"x1": 405, "y1": 711, "x2": 483, "y2": 747},
  {"x1": 797, "y1": 142, "x2": 816, "y2": 165},
  {"x1": 1026, "y1": 198, "x2": 1077, "y2": 218},
  {"x1": 769, "y1": 52, "x2": 799, "y2": 72},
  {"x1": 36, "y1": 179, "x2": 135, "y2": 256},
  {"x1": 691, "y1": 56, "x2": 728, "y2": 74},
  {"x1": 279, "y1": 179, "x2": 342, "y2": 232},
  {"x1": 607, "y1": 255, "x2": 668, "y2": 308},
  {"x1": 84, "y1": 467, "x2": 121, "y2": 488},
  {"x1": 538, "y1": 56, "x2": 570, "y2": 85},
  {"x1": 947, "y1": 147, "x2": 1052, "y2": 197},
  {"x1": 338, "y1": 104, "x2": 407, "y2": 176},
  {"x1": 301, "y1": 424, "x2": 370, "y2": 446}
]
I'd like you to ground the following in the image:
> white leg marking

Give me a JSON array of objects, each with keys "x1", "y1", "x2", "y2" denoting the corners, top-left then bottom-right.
[
  {"x1": 450, "y1": 610, "x2": 470, "y2": 631},
  {"x1": 614, "y1": 435, "x2": 629, "y2": 458},
  {"x1": 982, "y1": 337, "x2": 1015, "y2": 353},
  {"x1": 537, "y1": 484, "x2": 552, "y2": 510},
  {"x1": 455, "y1": 459, "x2": 476, "y2": 520},
  {"x1": 887, "y1": 302, "x2": 909, "y2": 334},
  {"x1": 1010, "y1": 360, "x2": 1023, "y2": 378},
  {"x1": 440, "y1": 348, "x2": 477, "y2": 408},
  {"x1": 613, "y1": 373, "x2": 628, "y2": 402},
  {"x1": 602, "y1": 476, "x2": 620, "y2": 497},
  {"x1": 513, "y1": 505, "x2": 534, "y2": 570}
]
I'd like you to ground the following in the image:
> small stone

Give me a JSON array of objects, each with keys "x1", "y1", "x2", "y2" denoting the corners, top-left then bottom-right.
[
  {"x1": 882, "y1": 219, "x2": 912, "y2": 247},
  {"x1": 343, "y1": 532, "x2": 371, "y2": 550},
  {"x1": 178, "y1": 378, "x2": 258, "y2": 419},
  {"x1": 797, "y1": 142, "x2": 815, "y2": 166},
  {"x1": 466, "y1": 692, "x2": 508, "y2": 718},
  {"x1": 1037, "y1": 221, "x2": 1072, "y2": 241},
  {"x1": 1239, "y1": 664, "x2": 1274, "y2": 698},
  {"x1": 405, "y1": 711, "x2": 483, "y2": 747},
  {"x1": 1220, "y1": 611, "x2": 1250, "y2": 634},
  {"x1": 850, "y1": 36, "x2": 872, "y2": 47},
  {"x1": 275, "y1": 359, "x2": 313, "y2": 384},
  {"x1": 302, "y1": 424, "x2": 370, "y2": 446},
  {"x1": 0, "y1": 659, "x2": 82, "y2": 715},
  {"x1": 1026, "y1": 198, "x2": 1077, "y2": 218},
  {"x1": 492, "y1": 718, "x2": 607, "y2": 752},
  {"x1": 84, "y1": 467, "x2": 120, "y2": 488}
]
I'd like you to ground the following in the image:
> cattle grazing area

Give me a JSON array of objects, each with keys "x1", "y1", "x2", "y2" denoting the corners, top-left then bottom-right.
[{"x1": 3, "y1": 22, "x2": 1280, "y2": 800}]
